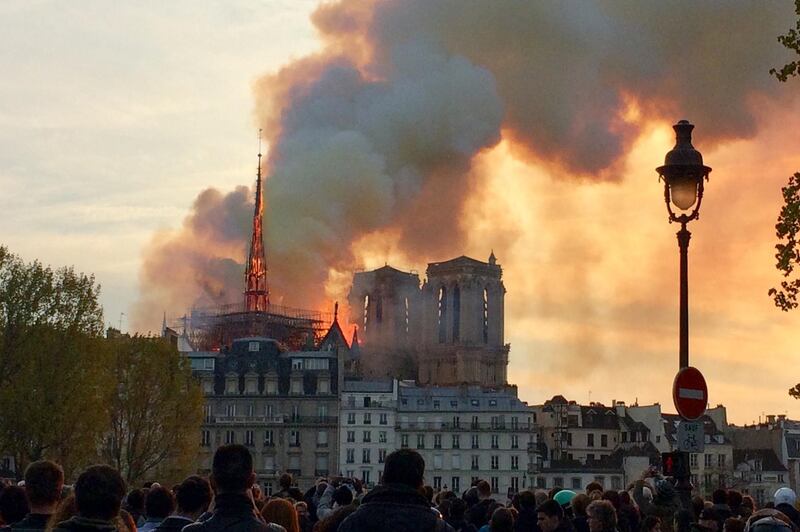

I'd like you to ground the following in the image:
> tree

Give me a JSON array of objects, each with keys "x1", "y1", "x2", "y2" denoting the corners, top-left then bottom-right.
[
  {"x1": 0, "y1": 246, "x2": 109, "y2": 478},
  {"x1": 101, "y1": 335, "x2": 204, "y2": 486},
  {"x1": 770, "y1": 0, "x2": 800, "y2": 82}
]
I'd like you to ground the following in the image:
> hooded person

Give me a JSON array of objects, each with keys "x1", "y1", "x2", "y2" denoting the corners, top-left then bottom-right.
[{"x1": 772, "y1": 488, "x2": 800, "y2": 529}]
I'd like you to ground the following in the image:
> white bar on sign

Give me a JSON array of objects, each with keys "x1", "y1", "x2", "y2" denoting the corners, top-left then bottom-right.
[{"x1": 678, "y1": 388, "x2": 704, "y2": 400}]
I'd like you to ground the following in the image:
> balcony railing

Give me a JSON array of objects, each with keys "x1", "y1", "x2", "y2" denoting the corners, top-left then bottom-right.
[
  {"x1": 212, "y1": 415, "x2": 338, "y2": 425},
  {"x1": 397, "y1": 421, "x2": 533, "y2": 431}
]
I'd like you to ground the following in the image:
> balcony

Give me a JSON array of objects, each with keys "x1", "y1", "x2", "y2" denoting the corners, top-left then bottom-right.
[
  {"x1": 397, "y1": 421, "x2": 532, "y2": 431},
  {"x1": 212, "y1": 415, "x2": 338, "y2": 426}
]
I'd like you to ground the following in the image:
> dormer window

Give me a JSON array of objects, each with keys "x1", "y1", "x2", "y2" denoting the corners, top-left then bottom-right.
[
  {"x1": 292, "y1": 359, "x2": 303, "y2": 370},
  {"x1": 248, "y1": 342, "x2": 260, "y2": 352}
]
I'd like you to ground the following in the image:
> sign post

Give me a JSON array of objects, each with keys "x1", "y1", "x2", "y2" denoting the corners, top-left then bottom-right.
[{"x1": 671, "y1": 366, "x2": 708, "y2": 509}]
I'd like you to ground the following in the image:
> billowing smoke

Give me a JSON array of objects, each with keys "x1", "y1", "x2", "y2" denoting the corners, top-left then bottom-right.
[{"x1": 133, "y1": 0, "x2": 793, "y2": 331}]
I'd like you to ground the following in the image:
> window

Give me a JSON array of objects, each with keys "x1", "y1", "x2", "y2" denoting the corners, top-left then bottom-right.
[
  {"x1": 434, "y1": 400, "x2": 441, "y2": 409},
  {"x1": 491, "y1": 416, "x2": 499, "y2": 429},
  {"x1": 572, "y1": 477, "x2": 581, "y2": 490},
  {"x1": 451, "y1": 400, "x2": 458, "y2": 408},
  {"x1": 593, "y1": 476, "x2": 605, "y2": 487},
  {"x1": 364, "y1": 413, "x2": 372, "y2": 425},
  {"x1": 248, "y1": 341, "x2": 260, "y2": 352},
  {"x1": 362, "y1": 469, "x2": 371, "y2": 485},
  {"x1": 380, "y1": 413, "x2": 388, "y2": 425},
  {"x1": 622, "y1": 432, "x2": 628, "y2": 443},
  {"x1": 452, "y1": 435, "x2": 461, "y2": 449},
  {"x1": 225, "y1": 430, "x2": 235, "y2": 444},
  {"x1": 471, "y1": 455, "x2": 479, "y2": 470},
  {"x1": 511, "y1": 456, "x2": 519, "y2": 470},
  {"x1": 588, "y1": 434, "x2": 595, "y2": 447},
  {"x1": 245, "y1": 430, "x2": 254, "y2": 447},
  {"x1": 567, "y1": 432, "x2": 572, "y2": 446},
  {"x1": 347, "y1": 431, "x2": 355, "y2": 443},
  {"x1": 292, "y1": 359, "x2": 303, "y2": 370},
  {"x1": 226, "y1": 404, "x2": 236, "y2": 417},
  {"x1": 601, "y1": 434, "x2": 608, "y2": 447},
  {"x1": 483, "y1": 287, "x2": 489, "y2": 343},
  {"x1": 491, "y1": 456, "x2": 499, "y2": 470},
  {"x1": 438, "y1": 286, "x2": 448, "y2": 343},
  {"x1": 362, "y1": 449, "x2": 371, "y2": 463},
  {"x1": 401, "y1": 434, "x2": 409, "y2": 448},
  {"x1": 491, "y1": 435, "x2": 499, "y2": 449},
  {"x1": 705, "y1": 454, "x2": 713, "y2": 467},
  {"x1": 379, "y1": 449, "x2": 387, "y2": 463},
  {"x1": 317, "y1": 431, "x2": 328, "y2": 447},
  {"x1": 201, "y1": 430, "x2": 211, "y2": 447},
  {"x1": 291, "y1": 405, "x2": 300, "y2": 422},
  {"x1": 511, "y1": 435, "x2": 519, "y2": 449},
  {"x1": 511, "y1": 476, "x2": 519, "y2": 492},
  {"x1": 452, "y1": 454, "x2": 461, "y2": 469},
  {"x1": 363, "y1": 431, "x2": 371, "y2": 443},
  {"x1": 318, "y1": 405, "x2": 328, "y2": 419},
  {"x1": 204, "y1": 405, "x2": 213, "y2": 423},
  {"x1": 346, "y1": 449, "x2": 355, "y2": 464},
  {"x1": 434, "y1": 476, "x2": 442, "y2": 490},
  {"x1": 264, "y1": 430, "x2": 274, "y2": 446},
  {"x1": 347, "y1": 413, "x2": 356, "y2": 424},
  {"x1": 611, "y1": 476, "x2": 622, "y2": 490},
  {"x1": 491, "y1": 477, "x2": 499, "y2": 493},
  {"x1": 453, "y1": 416, "x2": 461, "y2": 428},
  {"x1": 537, "y1": 477, "x2": 546, "y2": 489},
  {"x1": 363, "y1": 396, "x2": 371, "y2": 407},
  {"x1": 511, "y1": 417, "x2": 519, "y2": 429},
  {"x1": 690, "y1": 454, "x2": 699, "y2": 468},
  {"x1": 471, "y1": 435, "x2": 479, "y2": 449},
  {"x1": 417, "y1": 434, "x2": 425, "y2": 449},
  {"x1": 452, "y1": 476, "x2": 460, "y2": 493},
  {"x1": 587, "y1": 453, "x2": 595, "y2": 463},
  {"x1": 718, "y1": 454, "x2": 726, "y2": 467},
  {"x1": 704, "y1": 473, "x2": 713, "y2": 487},
  {"x1": 290, "y1": 430, "x2": 300, "y2": 447},
  {"x1": 379, "y1": 431, "x2": 387, "y2": 443}
]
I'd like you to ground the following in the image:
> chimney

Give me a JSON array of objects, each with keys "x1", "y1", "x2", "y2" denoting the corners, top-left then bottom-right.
[{"x1": 767, "y1": 415, "x2": 776, "y2": 425}]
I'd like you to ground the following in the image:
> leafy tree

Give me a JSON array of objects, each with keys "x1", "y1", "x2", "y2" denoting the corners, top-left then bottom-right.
[
  {"x1": 770, "y1": 0, "x2": 800, "y2": 82},
  {"x1": 101, "y1": 335, "x2": 204, "y2": 486},
  {"x1": 0, "y1": 246, "x2": 108, "y2": 478}
]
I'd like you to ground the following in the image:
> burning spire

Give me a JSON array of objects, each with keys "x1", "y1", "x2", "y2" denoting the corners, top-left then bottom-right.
[{"x1": 244, "y1": 130, "x2": 269, "y2": 312}]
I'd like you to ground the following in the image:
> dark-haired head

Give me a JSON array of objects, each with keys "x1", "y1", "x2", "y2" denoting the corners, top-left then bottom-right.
[
  {"x1": 24, "y1": 460, "x2": 64, "y2": 509},
  {"x1": 382, "y1": 449, "x2": 425, "y2": 489},
  {"x1": 212, "y1": 445, "x2": 255, "y2": 494},
  {"x1": 0, "y1": 485, "x2": 29, "y2": 525},
  {"x1": 74, "y1": 465, "x2": 126, "y2": 521},
  {"x1": 145, "y1": 486, "x2": 175, "y2": 520}
]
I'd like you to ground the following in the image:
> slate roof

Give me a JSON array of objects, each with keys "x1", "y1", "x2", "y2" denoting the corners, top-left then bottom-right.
[
  {"x1": 398, "y1": 385, "x2": 529, "y2": 412},
  {"x1": 344, "y1": 379, "x2": 395, "y2": 393},
  {"x1": 581, "y1": 406, "x2": 621, "y2": 429},
  {"x1": 786, "y1": 435, "x2": 800, "y2": 459},
  {"x1": 733, "y1": 449, "x2": 788, "y2": 472},
  {"x1": 662, "y1": 414, "x2": 731, "y2": 444}
]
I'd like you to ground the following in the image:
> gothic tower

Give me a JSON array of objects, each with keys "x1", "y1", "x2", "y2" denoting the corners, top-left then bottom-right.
[
  {"x1": 244, "y1": 140, "x2": 269, "y2": 312},
  {"x1": 419, "y1": 253, "x2": 508, "y2": 387}
]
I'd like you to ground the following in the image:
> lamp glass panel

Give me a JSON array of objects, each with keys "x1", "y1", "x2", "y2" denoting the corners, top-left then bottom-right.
[{"x1": 670, "y1": 178, "x2": 698, "y2": 211}]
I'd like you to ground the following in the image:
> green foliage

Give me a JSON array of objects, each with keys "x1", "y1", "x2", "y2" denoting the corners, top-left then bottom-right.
[
  {"x1": 770, "y1": 173, "x2": 800, "y2": 311},
  {"x1": 0, "y1": 246, "x2": 108, "y2": 478},
  {"x1": 790, "y1": 383, "x2": 800, "y2": 399},
  {"x1": 101, "y1": 335, "x2": 204, "y2": 486},
  {"x1": 770, "y1": 0, "x2": 800, "y2": 82}
]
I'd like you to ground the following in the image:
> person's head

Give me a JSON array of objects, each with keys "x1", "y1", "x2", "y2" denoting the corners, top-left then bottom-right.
[
  {"x1": 519, "y1": 490, "x2": 537, "y2": 511},
  {"x1": 724, "y1": 517, "x2": 745, "y2": 532},
  {"x1": 211, "y1": 444, "x2": 255, "y2": 494},
  {"x1": 23, "y1": 460, "x2": 64, "y2": 511},
  {"x1": 332, "y1": 485, "x2": 353, "y2": 507},
  {"x1": 0, "y1": 485, "x2": 29, "y2": 525},
  {"x1": 742, "y1": 496, "x2": 755, "y2": 511},
  {"x1": 774, "y1": 488, "x2": 797, "y2": 508},
  {"x1": 261, "y1": 497, "x2": 300, "y2": 532},
  {"x1": 535, "y1": 490, "x2": 549, "y2": 507},
  {"x1": 423, "y1": 485, "x2": 434, "y2": 504},
  {"x1": 279, "y1": 473, "x2": 293, "y2": 490},
  {"x1": 477, "y1": 480, "x2": 492, "y2": 500},
  {"x1": 572, "y1": 493, "x2": 590, "y2": 518},
  {"x1": 145, "y1": 486, "x2": 174, "y2": 520},
  {"x1": 713, "y1": 490, "x2": 729, "y2": 506},
  {"x1": 74, "y1": 465, "x2": 126, "y2": 521},
  {"x1": 586, "y1": 500, "x2": 617, "y2": 532},
  {"x1": 537, "y1": 499, "x2": 564, "y2": 532},
  {"x1": 125, "y1": 488, "x2": 145, "y2": 515},
  {"x1": 490, "y1": 507, "x2": 515, "y2": 532},
  {"x1": 601, "y1": 490, "x2": 620, "y2": 510},
  {"x1": 295, "y1": 501, "x2": 308, "y2": 519},
  {"x1": 746, "y1": 510, "x2": 794, "y2": 532},
  {"x1": 728, "y1": 491, "x2": 743, "y2": 509},
  {"x1": 382, "y1": 449, "x2": 425, "y2": 489},
  {"x1": 643, "y1": 515, "x2": 662, "y2": 532},
  {"x1": 692, "y1": 496, "x2": 706, "y2": 520},
  {"x1": 585, "y1": 482, "x2": 603, "y2": 495},
  {"x1": 175, "y1": 476, "x2": 212, "y2": 517}
]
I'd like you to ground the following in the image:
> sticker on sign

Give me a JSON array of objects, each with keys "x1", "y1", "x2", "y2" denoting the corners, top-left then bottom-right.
[{"x1": 672, "y1": 367, "x2": 708, "y2": 421}]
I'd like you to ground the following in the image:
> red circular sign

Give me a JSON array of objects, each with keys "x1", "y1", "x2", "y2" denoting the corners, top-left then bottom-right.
[{"x1": 672, "y1": 366, "x2": 708, "y2": 420}]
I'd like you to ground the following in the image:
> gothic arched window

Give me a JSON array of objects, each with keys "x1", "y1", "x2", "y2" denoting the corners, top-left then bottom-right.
[
  {"x1": 438, "y1": 286, "x2": 447, "y2": 344},
  {"x1": 482, "y1": 287, "x2": 489, "y2": 344},
  {"x1": 452, "y1": 285, "x2": 461, "y2": 342}
]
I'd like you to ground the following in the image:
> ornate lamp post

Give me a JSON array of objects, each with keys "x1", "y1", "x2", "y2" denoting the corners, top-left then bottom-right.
[
  {"x1": 657, "y1": 120, "x2": 712, "y2": 371},
  {"x1": 657, "y1": 120, "x2": 711, "y2": 509}
]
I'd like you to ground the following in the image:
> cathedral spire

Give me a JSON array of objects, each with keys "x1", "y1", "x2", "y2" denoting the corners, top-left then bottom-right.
[{"x1": 244, "y1": 130, "x2": 269, "y2": 312}]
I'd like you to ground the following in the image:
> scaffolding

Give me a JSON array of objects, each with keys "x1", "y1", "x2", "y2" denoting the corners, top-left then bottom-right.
[{"x1": 183, "y1": 302, "x2": 334, "y2": 352}]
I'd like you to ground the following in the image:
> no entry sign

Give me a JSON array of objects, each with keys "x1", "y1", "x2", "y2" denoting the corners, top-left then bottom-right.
[{"x1": 673, "y1": 366, "x2": 708, "y2": 420}]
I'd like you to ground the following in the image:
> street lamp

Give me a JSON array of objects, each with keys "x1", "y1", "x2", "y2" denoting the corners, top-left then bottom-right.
[
  {"x1": 657, "y1": 119, "x2": 711, "y2": 510},
  {"x1": 656, "y1": 120, "x2": 712, "y2": 371}
]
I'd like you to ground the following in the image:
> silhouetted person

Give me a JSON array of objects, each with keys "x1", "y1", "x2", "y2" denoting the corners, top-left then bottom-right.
[
  {"x1": 338, "y1": 449, "x2": 454, "y2": 532},
  {"x1": 537, "y1": 500, "x2": 573, "y2": 532},
  {"x1": 139, "y1": 487, "x2": 174, "y2": 532},
  {"x1": 183, "y1": 445, "x2": 284, "y2": 532},
  {"x1": 468, "y1": 481, "x2": 497, "y2": 529},
  {"x1": 0, "y1": 486, "x2": 29, "y2": 527},
  {"x1": 155, "y1": 476, "x2": 212, "y2": 531},
  {"x1": 52, "y1": 464, "x2": 126, "y2": 531},
  {"x1": 9, "y1": 460, "x2": 63, "y2": 530}
]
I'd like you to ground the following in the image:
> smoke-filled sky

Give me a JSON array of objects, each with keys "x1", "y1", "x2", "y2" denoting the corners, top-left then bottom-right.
[{"x1": 2, "y1": 0, "x2": 800, "y2": 424}]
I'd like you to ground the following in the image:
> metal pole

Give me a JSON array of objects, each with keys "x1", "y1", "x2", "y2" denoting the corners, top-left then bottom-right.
[
  {"x1": 676, "y1": 221, "x2": 693, "y2": 511},
  {"x1": 677, "y1": 223, "x2": 691, "y2": 370}
]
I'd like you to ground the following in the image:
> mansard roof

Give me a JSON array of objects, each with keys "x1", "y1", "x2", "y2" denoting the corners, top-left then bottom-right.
[{"x1": 733, "y1": 449, "x2": 787, "y2": 472}]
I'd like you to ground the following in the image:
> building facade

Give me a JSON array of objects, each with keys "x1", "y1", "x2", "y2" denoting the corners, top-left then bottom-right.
[
  {"x1": 190, "y1": 337, "x2": 343, "y2": 493},
  {"x1": 396, "y1": 383, "x2": 533, "y2": 498},
  {"x1": 338, "y1": 379, "x2": 399, "y2": 486}
]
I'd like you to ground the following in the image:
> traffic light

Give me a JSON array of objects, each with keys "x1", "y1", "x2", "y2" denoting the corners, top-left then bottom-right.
[{"x1": 661, "y1": 452, "x2": 690, "y2": 477}]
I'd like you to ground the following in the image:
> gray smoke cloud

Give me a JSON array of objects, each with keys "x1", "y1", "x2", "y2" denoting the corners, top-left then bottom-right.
[{"x1": 133, "y1": 0, "x2": 793, "y2": 330}]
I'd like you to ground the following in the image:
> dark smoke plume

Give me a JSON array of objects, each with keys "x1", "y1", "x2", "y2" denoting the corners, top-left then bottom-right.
[{"x1": 133, "y1": 0, "x2": 793, "y2": 331}]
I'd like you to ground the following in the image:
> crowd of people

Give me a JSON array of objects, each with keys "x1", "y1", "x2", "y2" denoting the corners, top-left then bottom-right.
[{"x1": 0, "y1": 445, "x2": 798, "y2": 532}]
